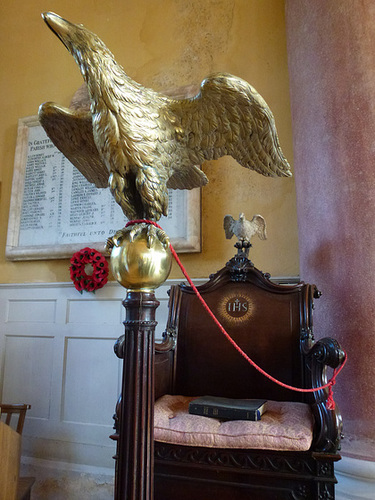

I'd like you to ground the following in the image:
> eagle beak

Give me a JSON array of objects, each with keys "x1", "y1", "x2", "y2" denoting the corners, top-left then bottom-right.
[{"x1": 42, "y1": 12, "x2": 73, "y2": 45}]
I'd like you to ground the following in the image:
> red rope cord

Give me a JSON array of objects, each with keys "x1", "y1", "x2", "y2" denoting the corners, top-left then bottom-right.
[{"x1": 126, "y1": 219, "x2": 347, "y2": 409}]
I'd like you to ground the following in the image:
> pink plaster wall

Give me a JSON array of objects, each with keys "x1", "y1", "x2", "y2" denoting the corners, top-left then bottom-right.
[{"x1": 285, "y1": 1, "x2": 375, "y2": 459}]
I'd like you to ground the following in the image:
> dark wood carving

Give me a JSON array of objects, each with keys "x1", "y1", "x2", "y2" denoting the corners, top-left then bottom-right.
[
  {"x1": 152, "y1": 249, "x2": 345, "y2": 499},
  {"x1": 111, "y1": 249, "x2": 345, "y2": 499},
  {"x1": 154, "y1": 442, "x2": 340, "y2": 500}
]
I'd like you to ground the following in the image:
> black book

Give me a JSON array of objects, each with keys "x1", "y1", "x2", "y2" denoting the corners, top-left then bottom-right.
[{"x1": 189, "y1": 396, "x2": 267, "y2": 421}]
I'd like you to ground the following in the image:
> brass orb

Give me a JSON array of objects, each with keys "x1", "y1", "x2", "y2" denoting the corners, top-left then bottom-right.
[{"x1": 110, "y1": 228, "x2": 172, "y2": 291}]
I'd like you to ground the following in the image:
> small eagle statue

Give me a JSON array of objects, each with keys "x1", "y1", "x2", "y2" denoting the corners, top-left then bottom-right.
[
  {"x1": 224, "y1": 213, "x2": 267, "y2": 247},
  {"x1": 39, "y1": 12, "x2": 291, "y2": 222}
]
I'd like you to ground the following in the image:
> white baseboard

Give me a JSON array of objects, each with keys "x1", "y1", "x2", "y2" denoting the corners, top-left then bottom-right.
[
  {"x1": 21, "y1": 455, "x2": 114, "y2": 477},
  {"x1": 336, "y1": 456, "x2": 375, "y2": 500}
]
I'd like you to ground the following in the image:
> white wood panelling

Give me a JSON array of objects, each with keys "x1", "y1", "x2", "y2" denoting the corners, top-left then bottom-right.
[
  {"x1": 66, "y1": 299, "x2": 123, "y2": 325},
  {"x1": 0, "y1": 279, "x2": 185, "y2": 468},
  {"x1": 3, "y1": 335, "x2": 54, "y2": 419},
  {"x1": 6, "y1": 299, "x2": 57, "y2": 323},
  {"x1": 62, "y1": 337, "x2": 121, "y2": 425}
]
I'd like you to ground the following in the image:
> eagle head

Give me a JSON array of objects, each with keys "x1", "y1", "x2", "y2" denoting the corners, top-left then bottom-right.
[{"x1": 42, "y1": 12, "x2": 111, "y2": 76}]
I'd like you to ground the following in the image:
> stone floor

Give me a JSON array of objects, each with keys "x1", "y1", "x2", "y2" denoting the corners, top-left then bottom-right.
[{"x1": 21, "y1": 459, "x2": 114, "y2": 500}]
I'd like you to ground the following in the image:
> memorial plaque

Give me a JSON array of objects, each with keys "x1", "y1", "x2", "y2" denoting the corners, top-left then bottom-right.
[{"x1": 6, "y1": 116, "x2": 201, "y2": 260}]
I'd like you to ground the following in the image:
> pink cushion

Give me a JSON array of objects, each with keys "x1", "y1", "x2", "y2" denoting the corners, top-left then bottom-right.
[{"x1": 154, "y1": 395, "x2": 313, "y2": 451}]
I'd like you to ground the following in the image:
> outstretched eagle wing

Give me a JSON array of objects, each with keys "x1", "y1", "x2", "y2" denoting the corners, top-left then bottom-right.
[
  {"x1": 38, "y1": 102, "x2": 109, "y2": 188},
  {"x1": 250, "y1": 215, "x2": 267, "y2": 240},
  {"x1": 166, "y1": 73, "x2": 292, "y2": 179},
  {"x1": 223, "y1": 215, "x2": 236, "y2": 239}
]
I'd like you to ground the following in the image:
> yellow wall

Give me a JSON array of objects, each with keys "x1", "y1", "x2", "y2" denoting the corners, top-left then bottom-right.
[{"x1": 0, "y1": 0, "x2": 298, "y2": 284}]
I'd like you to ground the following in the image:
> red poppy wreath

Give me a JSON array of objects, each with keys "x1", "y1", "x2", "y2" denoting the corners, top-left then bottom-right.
[{"x1": 69, "y1": 247, "x2": 109, "y2": 292}]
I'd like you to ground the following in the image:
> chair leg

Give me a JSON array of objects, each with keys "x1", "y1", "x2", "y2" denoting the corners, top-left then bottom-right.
[{"x1": 17, "y1": 477, "x2": 35, "y2": 500}]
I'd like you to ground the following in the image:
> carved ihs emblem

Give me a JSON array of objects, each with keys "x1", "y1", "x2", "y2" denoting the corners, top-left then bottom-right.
[{"x1": 219, "y1": 295, "x2": 253, "y2": 323}]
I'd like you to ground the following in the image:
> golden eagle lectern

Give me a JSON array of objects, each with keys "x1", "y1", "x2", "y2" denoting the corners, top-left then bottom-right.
[
  {"x1": 39, "y1": 12, "x2": 291, "y2": 224},
  {"x1": 37, "y1": 13, "x2": 292, "y2": 499}
]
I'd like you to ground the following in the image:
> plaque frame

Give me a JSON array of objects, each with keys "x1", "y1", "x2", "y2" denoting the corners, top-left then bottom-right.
[{"x1": 6, "y1": 116, "x2": 202, "y2": 261}]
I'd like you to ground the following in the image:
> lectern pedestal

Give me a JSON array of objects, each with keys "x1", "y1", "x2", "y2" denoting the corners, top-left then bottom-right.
[
  {"x1": 110, "y1": 225, "x2": 172, "y2": 500},
  {"x1": 115, "y1": 291, "x2": 159, "y2": 499}
]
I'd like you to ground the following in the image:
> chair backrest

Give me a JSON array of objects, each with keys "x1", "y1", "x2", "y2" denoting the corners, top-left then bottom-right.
[
  {"x1": 166, "y1": 252, "x2": 317, "y2": 402},
  {"x1": 0, "y1": 404, "x2": 31, "y2": 435}
]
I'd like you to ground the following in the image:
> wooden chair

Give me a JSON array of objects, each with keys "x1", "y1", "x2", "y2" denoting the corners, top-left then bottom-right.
[
  {"x1": 0, "y1": 404, "x2": 31, "y2": 435},
  {"x1": 153, "y1": 249, "x2": 345, "y2": 500},
  {"x1": 0, "y1": 404, "x2": 35, "y2": 500}
]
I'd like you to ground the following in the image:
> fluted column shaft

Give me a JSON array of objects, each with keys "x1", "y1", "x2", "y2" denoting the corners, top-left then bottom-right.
[{"x1": 116, "y1": 291, "x2": 159, "y2": 499}]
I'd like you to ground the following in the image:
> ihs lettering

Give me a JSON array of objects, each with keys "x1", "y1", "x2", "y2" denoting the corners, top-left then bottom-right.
[{"x1": 226, "y1": 298, "x2": 248, "y2": 313}]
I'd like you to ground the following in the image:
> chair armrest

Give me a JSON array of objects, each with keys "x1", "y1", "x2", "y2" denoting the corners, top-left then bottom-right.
[
  {"x1": 155, "y1": 327, "x2": 177, "y2": 353},
  {"x1": 114, "y1": 329, "x2": 175, "y2": 401},
  {"x1": 155, "y1": 328, "x2": 176, "y2": 400},
  {"x1": 155, "y1": 351, "x2": 174, "y2": 400},
  {"x1": 308, "y1": 337, "x2": 345, "y2": 370},
  {"x1": 303, "y1": 336, "x2": 345, "y2": 452}
]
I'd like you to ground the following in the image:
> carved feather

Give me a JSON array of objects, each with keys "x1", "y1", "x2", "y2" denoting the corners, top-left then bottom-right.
[
  {"x1": 39, "y1": 12, "x2": 291, "y2": 221},
  {"x1": 39, "y1": 103, "x2": 108, "y2": 188}
]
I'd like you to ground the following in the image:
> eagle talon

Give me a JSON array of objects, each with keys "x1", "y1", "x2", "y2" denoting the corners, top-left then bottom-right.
[
  {"x1": 106, "y1": 228, "x2": 128, "y2": 250},
  {"x1": 146, "y1": 225, "x2": 156, "y2": 248},
  {"x1": 106, "y1": 223, "x2": 170, "y2": 252},
  {"x1": 145, "y1": 224, "x2": 170, "y2": 250},
  {"x1": 106, "y1": 238, "x2": 114, "y2": 251},
  {"x1": 153, "y1": 227, "x2": 170, "y2": 250}
]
